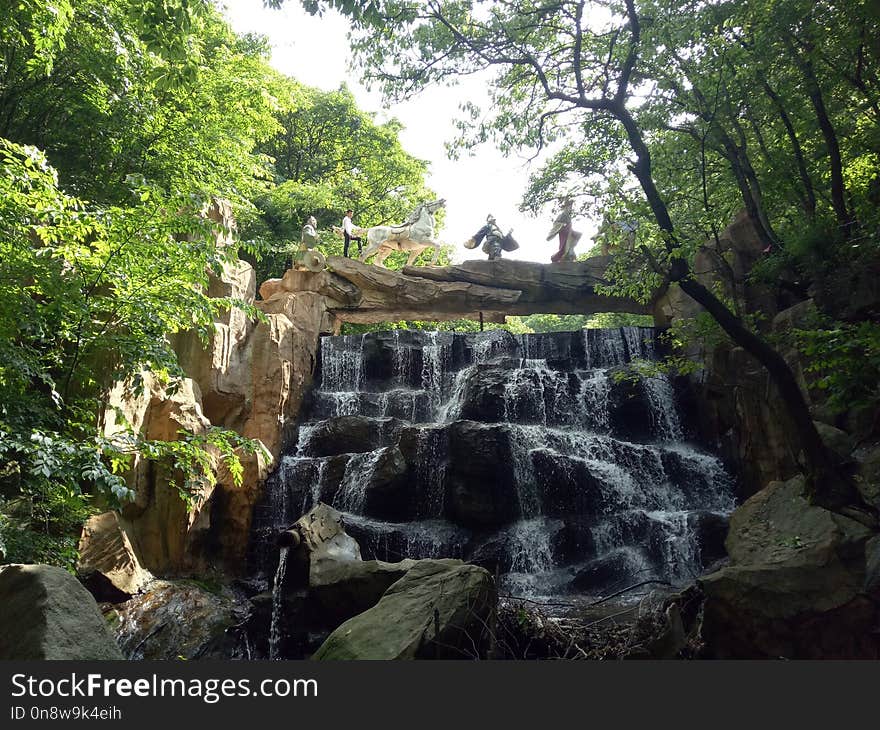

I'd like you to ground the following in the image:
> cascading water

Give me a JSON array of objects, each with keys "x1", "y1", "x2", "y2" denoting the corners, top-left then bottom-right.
[
  {"x1": 249, "y1": 326, "x2": 735, "y2": 612},
  {"x1": 268, "y1": 546, "x2": 289, "y2": 660}
]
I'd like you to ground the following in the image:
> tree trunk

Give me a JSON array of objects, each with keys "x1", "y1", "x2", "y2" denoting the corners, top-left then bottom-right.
[
  {"x1": 614, "y1": 105, "x2": 860, "y2": 511},
  {"x1": 788, "y1": 38, "x2": 853, "y2": 232},
  {"x1": 760, "y1": 76, "x2": 817, "y2": 218}
]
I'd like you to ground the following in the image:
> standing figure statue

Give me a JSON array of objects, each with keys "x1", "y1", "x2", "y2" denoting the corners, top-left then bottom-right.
[
  {"x1": 294, "y1": 215, "x2": 326, "y2": 272},
  {"x1": 546, "y1": 197, "x2": 583, "y2": 263},
  {"x1": 463, "y1": 214, "x2": 519, "y2": 261},
  {"x1": 359, "y1": 198, "x2": 446, "y2": 267},
  {"x1": 341, "y1": 209, "x2": 364, "y2": 258}
]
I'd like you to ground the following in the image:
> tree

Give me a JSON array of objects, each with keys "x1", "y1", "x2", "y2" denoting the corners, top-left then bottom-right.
[
  {"x1": 0, "y1": 0, "x2": 440, "y2": 566},
  {"x1": 243, "y1": 81, "x2": 444, "y2": 282},
  {"x1": 0, "y1": 0, "x2": 280, "y2": 567},
  {"x1": 1, "y1": 0, "x2": 280, "y2": 206},
  {"x1": 304, "y1": 0, "x2": 877, "y2": 518}
]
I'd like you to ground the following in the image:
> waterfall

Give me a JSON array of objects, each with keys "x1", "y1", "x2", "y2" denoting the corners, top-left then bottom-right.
[
  {"x1": 268, "y1": 546, "x2": 289, "y2": 660},
  {"x1": 248, "y1": 326, "x2": 736, "y2": 606}
]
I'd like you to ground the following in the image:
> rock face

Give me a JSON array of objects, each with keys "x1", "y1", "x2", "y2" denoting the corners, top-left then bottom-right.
[
  {"x1": 312, "y1": 560, "x2": 496, "y2": 660},
  {"x1": 652, "y1": 212, "x2": 877, "y2": 499},
  {"x1": 699, "y1": 475, "x2": 880, "y2": 658},
  {"x1": 0, "y1": 564, "x2": 123, "y2": 660},
  {"x1": 77, "y1": 512, "x2": 154, "y2": 600},
  {"x1": 91, "y1": 249, "x2": 331, "y2": 575}
]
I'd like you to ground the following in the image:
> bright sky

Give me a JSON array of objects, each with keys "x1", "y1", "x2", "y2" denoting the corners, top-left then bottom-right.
[{"x1": 221, "y1": 1, "x2": 596, "y2": 264}]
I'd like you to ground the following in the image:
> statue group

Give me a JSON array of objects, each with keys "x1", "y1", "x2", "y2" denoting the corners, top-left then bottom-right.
[{"x1": 297, "y1": 194, "x2": 583, "y2": 271}]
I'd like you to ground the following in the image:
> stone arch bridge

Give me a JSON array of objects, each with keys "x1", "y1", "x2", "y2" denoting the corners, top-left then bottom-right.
[{"x1": 259, "y1": 255, "x2": 653, "y2": 328}]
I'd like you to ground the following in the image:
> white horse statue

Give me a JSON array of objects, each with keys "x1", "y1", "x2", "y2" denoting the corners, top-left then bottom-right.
[{"x1": 359, "y1": 198, "x2": 446, "y2": 267}]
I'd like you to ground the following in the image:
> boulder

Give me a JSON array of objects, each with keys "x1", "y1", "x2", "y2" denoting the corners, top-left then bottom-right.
[
  {"x1": 312, "y1": 560, "x2": 496, "y2": 659},
  {"x1": 114, "y1": 579, "x2": 247, "y2": 660},
  {"x1": 276, "y1": 503, "x2": 363, "y2": 591},
  {"x1": 813, "y1": 421, "x2": 855, "y2": 461},
  {"x1": 77, "y1": 511, "x2": 154, "y2": 601},
  {"x1": 700, "y1": 475, "x2": 879, "y2": 658},
  {"x1": 309, "y1": 558, "x2": 416, "y2": 626},
  {"x1": 0, "y1": 564, "x2": 123, "y2": 660}
]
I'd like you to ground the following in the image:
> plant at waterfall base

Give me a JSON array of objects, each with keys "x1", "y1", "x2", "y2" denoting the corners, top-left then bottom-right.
[{"x1": 296, "y1": 0, "x2": 880, "y2": 519}]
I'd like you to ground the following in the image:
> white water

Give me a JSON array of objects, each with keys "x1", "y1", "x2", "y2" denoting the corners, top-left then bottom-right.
[{"x1": 255, "y1": 327, "x2": 736, "y2": 604}]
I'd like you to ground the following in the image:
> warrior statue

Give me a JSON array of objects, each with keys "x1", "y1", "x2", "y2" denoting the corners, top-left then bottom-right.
[
  {"x1": 546, "y1": 197, "x2": 583, "y2": 263},
  {"x1": 294, "y1": 215, "x2": 326, "y2": 272},
  {"x1": 463, "y1": 214, "x2": 519, "y2": 261}
]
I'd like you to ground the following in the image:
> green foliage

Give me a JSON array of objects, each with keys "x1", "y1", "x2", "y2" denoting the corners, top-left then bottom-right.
[
  {"x1": 0, "y1": 1, "x2": 436, "y2": 569},
  {"x1": 244, "y1": 83, "x2": 439, "y2": 282},
  {"x1": 1, "y1": 0, "x2": 279, "y2": 206},
  {"x1": 791, "y1": 320, "x2": 880, "y2": 412},
  {"x1": 137, "y1": 427, "x2": 270, "y2": 507},
  {"x1": 0, "y1": 137, "x2": 262, "y2": 568}
]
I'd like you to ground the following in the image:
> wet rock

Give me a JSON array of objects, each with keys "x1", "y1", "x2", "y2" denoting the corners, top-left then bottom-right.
[
  {"x1": 555, "y1": 518, "x2": 599, "y2": 564},
  {"x1": 456, "y1": 367, "x2": 507, "y2": 422},
  {"x1": 608, "y1": 376, "x2": 654, "y2": 442},
  {"x1": 359, "y1": 446, "x2": 411, "y2": 520},
  {"x1": 302, "y1": 416, "x2": 404, "y2": 457},
  {"x1": 344, "y1": 516, "x2": 470, "y2": 563},
  {"x1": 312, "y1": 560, "x2": 496, "y2": 659},
  {"x1": 317, "y1": 454, "x2": 353, "y2": 504},
  {"x1": 569, "y1": 550, "x2": 643, "y2": 593},
  {"x1": 466, "y1": 533, "x2": 513, "y2": 573},
  {"x1": 686, "y1": 511, "x2": 729, "y2": 569},
  {"x1": 467, "y1": 519, "x2": 568, "y2": 574},
  {"x1": 0, "y1": 564, "x2": 123, "y2": 660},
  {"x1": 114, "y1": 579, "x2": 247, "y2": 660},
  {"x1": 446, "y1": 421, "x2": 519, "y2": 527},
  {"x1": 532, "y1": 449, "x2": 606, "y2": 517}
]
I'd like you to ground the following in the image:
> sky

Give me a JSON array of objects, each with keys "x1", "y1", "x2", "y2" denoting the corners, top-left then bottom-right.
[{"x1": 221, "y1": 1, "x2": 596, "y2": 264}]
